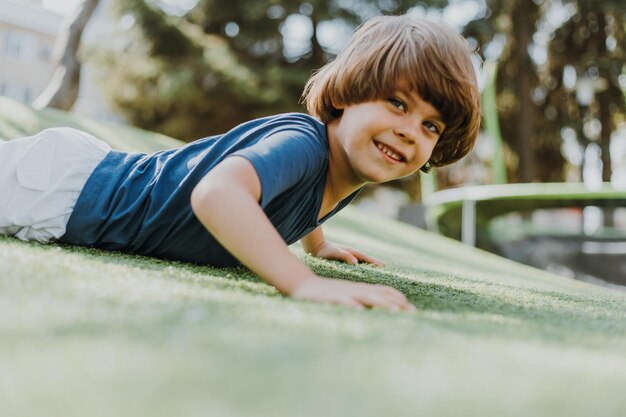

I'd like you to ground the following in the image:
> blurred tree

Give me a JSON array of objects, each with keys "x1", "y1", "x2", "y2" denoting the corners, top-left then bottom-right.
[
  {"x1": 541, "y1": 0, "x2": 626, "y2": 182},
  {"x1": 464, "y1": 0, "x2": 543, "y2": 183},
  {"x1": 34, "y1": 0, "x2": 100, "y2": 110},
  {"x1": 186, "y1": 0, "x2": 447, "y2": 199},
  {"x1": 95, "y1": 0, "x2": 263, "y2": 139},
  {"x1": 464, "y1": 0, "x2": 626, "y2": 184},
  {"x1": 96, "y1": 0, "x2": 450, "y2": 201},
  {"x1": 100, "y1": 0, "x2": 447, "y2": 141}
]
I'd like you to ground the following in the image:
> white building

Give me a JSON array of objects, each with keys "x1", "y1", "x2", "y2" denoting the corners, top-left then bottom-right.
[
  {"x1": 0, "y1": 0, "x2": 62, "y2": 103},
  {"x1": 0, "y1": 0, "x2": 119, "y2": 121}
]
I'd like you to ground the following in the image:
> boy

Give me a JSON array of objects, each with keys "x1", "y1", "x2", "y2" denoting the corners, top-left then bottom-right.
[{"x1": 0, "y1": 15, "x2": 481, "y2": 311}]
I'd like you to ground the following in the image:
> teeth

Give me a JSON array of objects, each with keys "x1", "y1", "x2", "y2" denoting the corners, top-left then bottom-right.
[{"x1": 376, "y1": 142, "x2": 402, "y2": 161}]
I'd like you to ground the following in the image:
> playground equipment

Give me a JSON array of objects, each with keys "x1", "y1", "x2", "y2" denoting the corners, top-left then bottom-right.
[{"x1": 421, "y1": 61, "x2": 626, "y2": 286}]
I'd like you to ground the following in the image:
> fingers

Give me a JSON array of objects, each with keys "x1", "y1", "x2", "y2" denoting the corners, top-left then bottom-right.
[
  {"x1": 317, "y1": 246, "x2": 358, "y2": 265},
  {"x1": 342, "y1": 247, "x2": 385, "y2": 266},
  {"x1": 334, "y1": 292, "x2": 414, "y2": 312},
  {"x1": 357, "y1": 253, "x2": 385, "y2": 266},
  {"x1": 340, "y1": 251, "x2": 358, "y2": 265},
  {"x1": 291, "y1": 275, "x2": 414, "y2": 312},
  {"x1": 359, "y1": 294, "x2": 414, "y2": 312},
  {"x1": 326, "y1": 258, "x2": 410, "y2": 311},
  {"x1": 354, "y1": 283, "x2": 416, "y2": 312},
  {"x1": 333, "y1": 296, "x2": 365, "y2": 310},
  {"x1": 375, "y1": 284, "x2": 410, "y2": 303},
  {"x1": 315, "y1": 242, "x2": 385, "y2": 266}
]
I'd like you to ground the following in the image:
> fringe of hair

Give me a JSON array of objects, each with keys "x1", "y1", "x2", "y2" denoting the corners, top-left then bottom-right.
[{"x1": 302, "y1": 15, "x2": 482, "y2": 170}]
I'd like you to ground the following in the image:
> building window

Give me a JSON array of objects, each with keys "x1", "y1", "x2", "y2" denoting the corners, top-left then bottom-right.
[
  {"x1": 40, "y1": 45, "x2": 51, "y2": 61},
  {"x1": 40, "y1": 44, "x2": 52, "y2": 62},
  {"x1": 4, "y1": 31, "x2": 22, "y2": 58},
  {"x1": 3, "y1": 30, "x2": 38, "y2": 62},
  {"x1": 23, "y1": 87, "x2": 32, "y2": 102},
  {"x1": 4, "y1": 84, "x2": 33, "y2": 103}
]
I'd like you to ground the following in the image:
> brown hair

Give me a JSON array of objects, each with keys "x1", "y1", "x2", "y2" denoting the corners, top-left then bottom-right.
[{"x1": 302, "y1": 15, "x2": 481, "y2": 171}]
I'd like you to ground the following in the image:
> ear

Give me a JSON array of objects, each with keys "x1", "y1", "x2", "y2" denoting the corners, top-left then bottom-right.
[
  {"x1": 330, "y1": 98, "x2": 345, "y2": 110},
  {"x1": 420, "y1": 162, "x2": 432, "y2": 173},
  {"x1": 330, "y1": 107, "x2": 344, "y2": 119}
]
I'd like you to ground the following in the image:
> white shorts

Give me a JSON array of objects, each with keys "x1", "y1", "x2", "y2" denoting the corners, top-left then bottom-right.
[{"x1": 0, "y1": 128, "x2": 111, "y2": 242}]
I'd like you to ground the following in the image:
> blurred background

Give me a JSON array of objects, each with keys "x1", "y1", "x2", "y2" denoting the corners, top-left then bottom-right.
[{"x1": 1, "y1": 0, "x2": 625, "y2": 286}]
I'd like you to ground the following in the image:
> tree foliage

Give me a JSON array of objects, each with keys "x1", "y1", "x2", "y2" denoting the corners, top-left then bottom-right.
[
  {"x1": 99, "y1": 0, "x2": 447, "y2": 141},
  {"x1": 464, "y1": 0, "x2": 626, "y2": 183},
  {"x1": 95, "y1": 0, "x2": 452, "y2": 200},
  {"x1": 96, "y1": 0, "x2": 264, "y2": 139},
  {"x1": 96, "y1": 0, "x2": 626, "y2": 192},
  {"x1": 541, "y1": 1, "x2": 626, "y2": 182}
]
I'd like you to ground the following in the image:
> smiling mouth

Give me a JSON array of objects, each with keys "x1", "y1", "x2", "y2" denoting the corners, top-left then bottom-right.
[{"x1": 374, "y1": 140, "x2": 406, "y2": 163}]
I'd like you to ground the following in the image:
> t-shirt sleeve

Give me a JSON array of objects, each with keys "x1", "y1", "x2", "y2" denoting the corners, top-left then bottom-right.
[{"x1": 230, "y1": 128, "x2": 327, "y2": 207}]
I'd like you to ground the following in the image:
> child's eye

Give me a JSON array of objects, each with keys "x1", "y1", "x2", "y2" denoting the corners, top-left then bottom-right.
[
  {"x1": 388, "y1": 98, "x2": 406, "y2": 111},
  {"x1": 424, "y1": 121, "x2": 441, "y2": 135}
]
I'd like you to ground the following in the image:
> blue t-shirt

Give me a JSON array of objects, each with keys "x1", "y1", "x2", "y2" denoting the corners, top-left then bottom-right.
[{"x1": 60, "y1": 113, "x2": 360, "y2": 266}]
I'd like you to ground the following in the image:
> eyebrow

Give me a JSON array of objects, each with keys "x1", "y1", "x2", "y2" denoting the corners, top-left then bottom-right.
[
  {"x1": 398, "y1": 91, "x2": 446, "y2": 124},
  {"x1": 429, "y1": 113, "x2": 446, "y2": 125},
  {"x1": 424, "y1": 112, "x2": 446, "y2": 132}
]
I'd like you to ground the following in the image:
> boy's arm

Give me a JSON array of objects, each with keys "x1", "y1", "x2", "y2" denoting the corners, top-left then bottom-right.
[
  {"x1": 190, "y1": 157, "x2": 413, "y2": 311},
  {"x1": 301, "y1": 227, "x2": 384, "y2": 266},
  {"x1": 191, "y1": 157, "x2": 316, "y2": 295}
]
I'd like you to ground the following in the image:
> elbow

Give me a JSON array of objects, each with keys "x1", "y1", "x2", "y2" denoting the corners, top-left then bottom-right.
[
  {"x1": 190, "y1": 179, "x2": 248, "y2": 217},
  {"x1": 191, "y1": 167, "x2": 261, "y2": 218},
  {"x1": 191, "y1": 158, "x2": 262, "y2": 216},
  {"x1": 190, "y1": 181, "x2": 215, "y2": 217}
]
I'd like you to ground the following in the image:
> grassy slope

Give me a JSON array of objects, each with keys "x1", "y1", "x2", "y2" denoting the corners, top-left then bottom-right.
[
  {"x1": 0, "y1": 97, "x2": 184, "y2": 150},
  {"x1": 1, "y1": 98, "x2": 626, "y2": 417}
]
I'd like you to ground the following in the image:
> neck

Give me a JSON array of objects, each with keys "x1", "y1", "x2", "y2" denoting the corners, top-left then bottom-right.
[{"x1": 324, "y1": 119, "x2": 366, "y2": 204}]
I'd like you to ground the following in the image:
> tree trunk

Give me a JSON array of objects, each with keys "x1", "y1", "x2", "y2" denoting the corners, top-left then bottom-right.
[
  {"x1": 596, "y1": 13, "x2": 612, "y2": 183},
  {"x1": 511, "y1": 0, "x2": 536, "y2": 183},
  {"x1": 309, "y1": 11, "x2": 324, "y2": 64},
  {"x1": 33, "y1": 0, "x2": 100, "y2": 111}
]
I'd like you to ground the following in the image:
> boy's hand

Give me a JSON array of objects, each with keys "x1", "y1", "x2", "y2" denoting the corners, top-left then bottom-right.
[
  {"x1": 193, "y1": 159, "x2": 408, "y2": 311},
  {"x1": 308, "y1": 241, "x2": 385, "y2": 266},
  {"x1": 291, "y1": 276, "x2": 416, "y2": 311}
]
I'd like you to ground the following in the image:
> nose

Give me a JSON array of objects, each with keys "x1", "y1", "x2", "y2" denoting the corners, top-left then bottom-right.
[{"x1": 394, "y1": 120, "x2": 419, "y2": 145}]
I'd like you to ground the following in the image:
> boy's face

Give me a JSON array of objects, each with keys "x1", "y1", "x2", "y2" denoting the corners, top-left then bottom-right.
[{"x1": 329, "y1": 91, "x2": 445, "y2": 184}]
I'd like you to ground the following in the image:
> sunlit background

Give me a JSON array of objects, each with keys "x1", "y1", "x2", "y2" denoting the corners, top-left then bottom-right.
[{"x1": 1, "y1": 0, "x2": 626, "y2": 287}]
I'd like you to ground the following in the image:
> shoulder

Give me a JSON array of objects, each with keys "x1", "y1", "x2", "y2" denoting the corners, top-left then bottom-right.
[
  {"x1": 231, "y1": 113, "x2": 329, "y2": 175},
  {"x1": 261, "y1": 113, "x2": 326, "y2": 140},
  {"x1": 273, "y1": 112, "x2": 323, "y2": 128},
  {"x1": 260, "y1": 113, "x2": 328, "y2": 156}
]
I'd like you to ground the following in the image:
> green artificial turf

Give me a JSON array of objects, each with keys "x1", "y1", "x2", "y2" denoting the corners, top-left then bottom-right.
[{"x1": 2, "y1": 99, "x2": 626, "y2": 417}]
